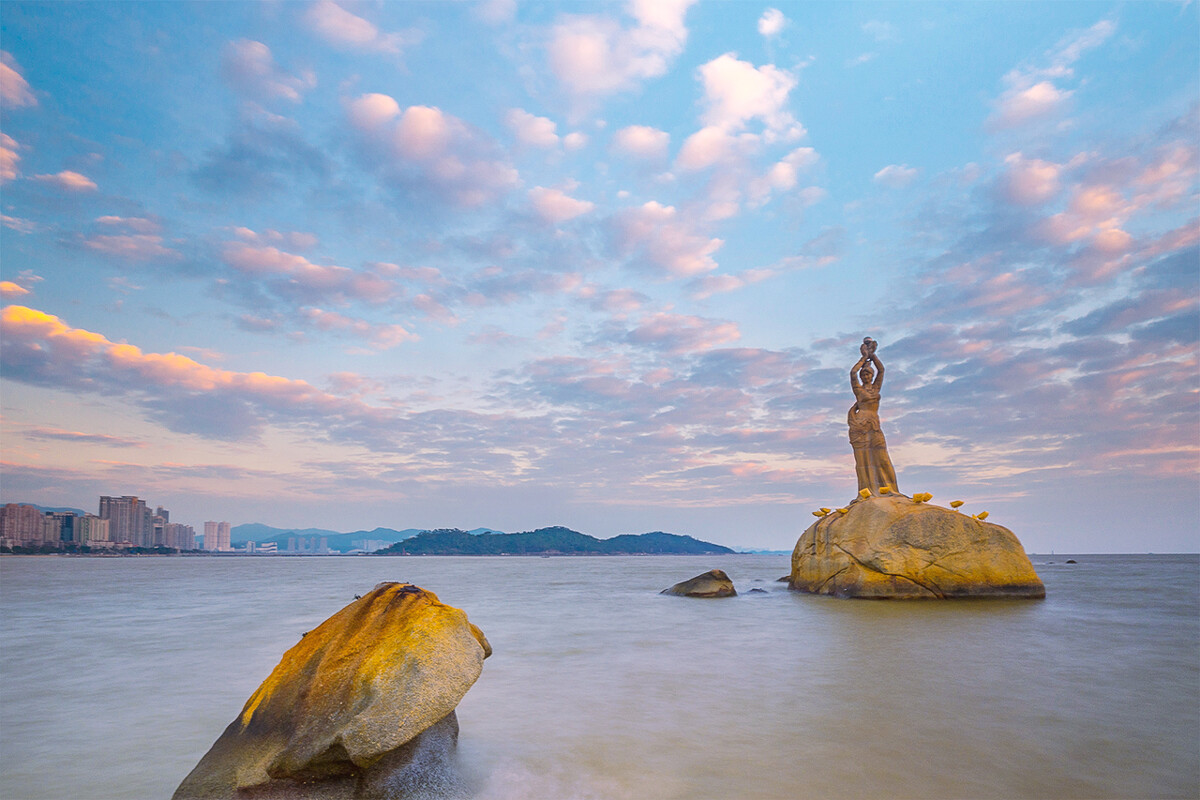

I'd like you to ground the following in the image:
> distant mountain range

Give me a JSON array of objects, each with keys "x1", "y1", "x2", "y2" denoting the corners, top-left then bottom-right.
[
  {"x1": 231, "y1": 523, "x2": 505, "y2": 552},
  {"x1": 232, "y1": 523, "x2": 733, "y2": 555},
  {"x1": 375, "y1": 526, "x2": 735, "y2": 556}
]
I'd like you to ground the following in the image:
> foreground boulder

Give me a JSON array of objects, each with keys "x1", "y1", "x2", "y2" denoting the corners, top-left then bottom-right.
[
  {"x1": 790, "y1": 495, "x2": 1044, "y2": 599},
  {"x1": 174, "y1": 582, "x2": 492, "y2": 800},
  {"x1": 661, "y1": 569, "x2": 737, "y2": 597}
]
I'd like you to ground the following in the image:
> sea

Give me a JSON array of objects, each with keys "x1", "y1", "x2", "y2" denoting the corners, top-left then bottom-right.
[{"x1": 1, "y1": 553, "x2": 1196, "y2": 800}]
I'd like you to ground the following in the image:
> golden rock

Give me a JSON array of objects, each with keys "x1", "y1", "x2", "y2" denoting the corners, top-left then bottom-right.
[{"x1": 788, "y1": 495, "x2": 1044, "y2": 599}]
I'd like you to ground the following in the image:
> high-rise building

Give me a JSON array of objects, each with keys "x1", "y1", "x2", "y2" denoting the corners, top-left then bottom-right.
[
  {"x1": 203, "y1": 521, "x2": 231, "y2": 551},
  {"x1": 1, "y1": 504, "x2": 46, "y2": 547},
  {"x1": 76, "y1": 514, "x2": 111, "y2": 546},
  {"x1": 100, "y1": 496, "x2": 150, "y2": 546},
  {"x1": 163, "y1": 522, "x2": 196, "y2": 551},
  {"x1": 44, "y1": 511, "x2": 78, "y2": 543}
]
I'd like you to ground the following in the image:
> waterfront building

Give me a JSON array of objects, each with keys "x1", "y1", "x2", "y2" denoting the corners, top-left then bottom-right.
[
  {"x1": 256, "y1": 542, "x2": 278, "y2": 554},
  {"x1": 76, "y1": 514, "x2": 111, "y2": 547},
  {"x1": 44, "y1": 511, "x2": 78, "y2": 544},
  {"x1": 100, "y1": 496, "x2": 149, "y2": 547},
  {"x1": 0, "y1": 504, "x2": 47, "y2": 547},
  {"x1": 204, "y1": 521, "x2": 232, "y2": 551},
  {"x1": 163, "y1": 522, "x2": 195, "y2": 551}
]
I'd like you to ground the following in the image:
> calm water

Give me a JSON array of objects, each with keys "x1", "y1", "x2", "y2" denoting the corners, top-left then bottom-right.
[{"x1": 1, "y1": 554, "x2": 1197, "y2": 800}]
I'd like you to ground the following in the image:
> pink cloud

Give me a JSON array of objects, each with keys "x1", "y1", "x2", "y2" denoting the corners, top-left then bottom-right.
[
  {"x1": 988, "y1": 19, "x2": 1115, "y2": 130},
  {"x1": 348, "y1": 95, "x2": 517, "y2": 207},
  {"x1": 221, "y1": 239, "x2": 396, "y2": 304},
  {"x1": 304, "y1": 1, "x2": 421, "y2": 54},
  {"x1": 546, "y1": 0, "x2": 696, "y2": 102},
  {"x1": 1, "y1": 133, "x2": 20, "y2": 182},
  {"x1": 221, "y1": 40, "x2": 315, "y2": 103},
  {"x1": 85, "y1": 234, "x2": 181, "y2": 262},
  {"x1": 0, "y1": 51, "x2": 36, "y2": 108},
  {"x1": 505, "y1": 108, "x2": 559, "y2": 149},
  {"x1": 96, "y1": 215, "x2": 161, "y2": 234},
  {"x1": 696, "y1": 53, "x2": 801, "y2": 138},
  {"x1": 33, "y1": 170, "x2": 97, "y2": 192},
  {"x1": 529, "y1": 186, "x2": 595, "y2": 224},
  {"x1": 611, "y1": 201, "x2": 723, "y2": 277},
  {"x1": 299, "y1": 307, "x2": 417, "y2": 349},
  {"x1": 611, "y1": 125, "x2": 670, "y2": 160},
  {"x1": 1001, "y1": 152, "x2": 1063, "y2": 205},
  {"x1": 626, "y1": 311, "x2": 740, "y2": 354}
]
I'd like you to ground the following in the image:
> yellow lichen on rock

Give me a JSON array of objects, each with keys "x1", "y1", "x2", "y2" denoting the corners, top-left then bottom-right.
[
  {"x1": 174, "y1": 583, "x2": 491, "y2": 800},
  {"x1": 789, "y1": 494, "x2": 1044, "y2": 599}
]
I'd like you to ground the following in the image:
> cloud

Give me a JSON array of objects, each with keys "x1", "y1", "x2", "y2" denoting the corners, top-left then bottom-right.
[
  {"x1": 989, "y1": 18, "x2": 1116, "y2": 129},
  {"x1": 85, "y1": 234, "x2": 182, "y2": 262},
  {"x1": 610, "y1": 201, "x2": 723, "y2": 277},
  {"x1": 1, "y1": 133, "x2": 20, "y2": 182},
  {"x1": 193, "y1": 106, "x2": 331, "y2": 195},
  {"x1": 475, "y1": 0, "x2": 517, "y2": 25},
  {"x1": 303, "y1": 1, "x2": 421, "y2": 54},
  {"x1": 529, "y1": 186, "x2": 595, "y2": 224},
  {"x1": 221, "y1": 239, "x2": 396, "y2": 305},
  {"x1": 505, "y1": 108, "x2": 559, "y2": 148},
  {"x1": 0, "y1": 51, "x2": 36, "y2": 107},
  {"x1": 0, "y1": 304, "x2": 396, "y2": 443},
  {"x1": 873, "y1": 163, "x2": 919, "y2": 188},
  {"x1": 299, "y1": 307, "x2": 417, "y2": 349},
  {"x1": 24, "y1": 427, "x2": 145, "y2": 448},
  {"x1": 992, "y1": 81, "x2": 1072, "y2": 128},
  {"x1": 612, "y1": 125, "x2": 670, "y2": 161},
  {"x1": 0, "y1": 281, "x2": 30, "y2": 298},
  {"x1": 747, "y1": 146, "x2": 820, "y2": 203},
  {"x1": 32, "y1": 170, "x2": 97, "y2": 191},
  {"x1": 862, "y1": 20, "x2": 896, "y2": 42},
  {"x1": 221, "y1": 40, "x2": 315, "y2": 103},
  {"x1": 97, "y1": 215, "x2": 161, "y2": 234},
  {"x1": 546, "y1": 0, "x2": 697, "y2": 103},
  {"x1": 1001, "y1": 152, "x2": 1064, "y2": 205},
  {"x1": 696, "y1": 53, "x2": 801, "y2": 138},
  {"x1": 348, "y1": 95, "x2": 518, "y2": 207},
  {"x1": 758, "y1": 9, "x2": 786, "y2": 38},
  {"x1": 624, "y1": 312, "x2": 741, "y2": 354},
  {"x1": 675, "y1": 125, "x2": 739, "y2": 171}
]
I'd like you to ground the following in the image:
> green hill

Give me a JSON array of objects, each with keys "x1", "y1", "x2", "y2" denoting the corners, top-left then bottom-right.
[{"x1": 376, "y1": 526, "x2": 734, "y2": 556}]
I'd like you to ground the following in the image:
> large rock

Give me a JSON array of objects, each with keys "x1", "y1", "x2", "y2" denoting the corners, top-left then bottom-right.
[
  {"x1": 174, "y1": 582, "x2": 492, "y2": 800},
  {"x1": 661, "y1": 569, "x2": 737, "y2": 597},
  {"x1": 789, "y1": 495, "x2": 1044, "y2": 599}
]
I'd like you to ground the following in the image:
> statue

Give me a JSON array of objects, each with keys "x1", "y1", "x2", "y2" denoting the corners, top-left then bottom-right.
[{"x1": 848, "y1": 337, "x2": 899, "y2": 495}]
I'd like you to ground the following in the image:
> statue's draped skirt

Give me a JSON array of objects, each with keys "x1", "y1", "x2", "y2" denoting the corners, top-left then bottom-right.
[{"x1": 849, "y1": 417, "x2": 897, "y2": 494}]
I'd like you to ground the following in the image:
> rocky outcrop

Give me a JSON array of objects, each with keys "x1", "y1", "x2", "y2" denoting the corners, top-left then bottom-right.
[
  {"x1": 790, "y1": 495, "x2": 1044, "y2": 599},
  {"x1": 174, "y1": 582, "x2": 491, "y2": 800},
  {"x1": 661, "y1": 569, "x2": 737, "y2": 597}
]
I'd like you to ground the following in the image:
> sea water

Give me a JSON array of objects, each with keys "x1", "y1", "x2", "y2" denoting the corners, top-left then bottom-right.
[{"x1": 1, "y1": 554, "x2": 1197, "y2": 800}]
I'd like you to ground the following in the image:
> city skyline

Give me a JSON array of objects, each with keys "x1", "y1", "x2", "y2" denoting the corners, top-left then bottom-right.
[{"x1": 1, "y1": 2, "x2": 1197, "y2": 553}]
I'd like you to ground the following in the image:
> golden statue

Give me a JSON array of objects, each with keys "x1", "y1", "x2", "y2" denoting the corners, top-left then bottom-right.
[{"x1": 848, "y1": 337, "x2": 899, "y2": 495}]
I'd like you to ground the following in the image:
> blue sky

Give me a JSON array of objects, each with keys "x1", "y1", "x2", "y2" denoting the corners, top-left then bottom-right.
[{"x1": 1, "y1": 1, "x2": 1196, "y2": 552}]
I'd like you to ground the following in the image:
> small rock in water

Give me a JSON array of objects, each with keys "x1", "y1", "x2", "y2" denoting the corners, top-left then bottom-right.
[
  {"x1": 747, "y1": 588, "x2": 768, "y2": 594},
  {"x1": 661, "y1": 569, "x2": 736, "y2": 598},
  {"x1": 1066, "y1": 559, "x2": 1077, "y2": 564}
]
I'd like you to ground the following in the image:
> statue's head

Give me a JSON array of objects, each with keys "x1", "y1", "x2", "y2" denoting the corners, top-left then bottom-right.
[{"x1": 859, "y1": 363, "x2": 875, "y2": 383}]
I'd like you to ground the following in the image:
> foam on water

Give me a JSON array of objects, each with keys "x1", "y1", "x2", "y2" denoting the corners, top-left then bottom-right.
[{"x1": 1, "y1": 554, "x2": 1197, "y2": 799}]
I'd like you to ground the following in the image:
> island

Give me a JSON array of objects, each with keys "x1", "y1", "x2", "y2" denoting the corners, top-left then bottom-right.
[{"x1": 374, "y1": 526, "x2": 735, "y2": 556}]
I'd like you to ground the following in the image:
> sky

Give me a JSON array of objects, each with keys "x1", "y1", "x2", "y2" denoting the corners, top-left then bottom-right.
[{"x1": 1, "y1": 1, "x2": 1196, "y2": 553}]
